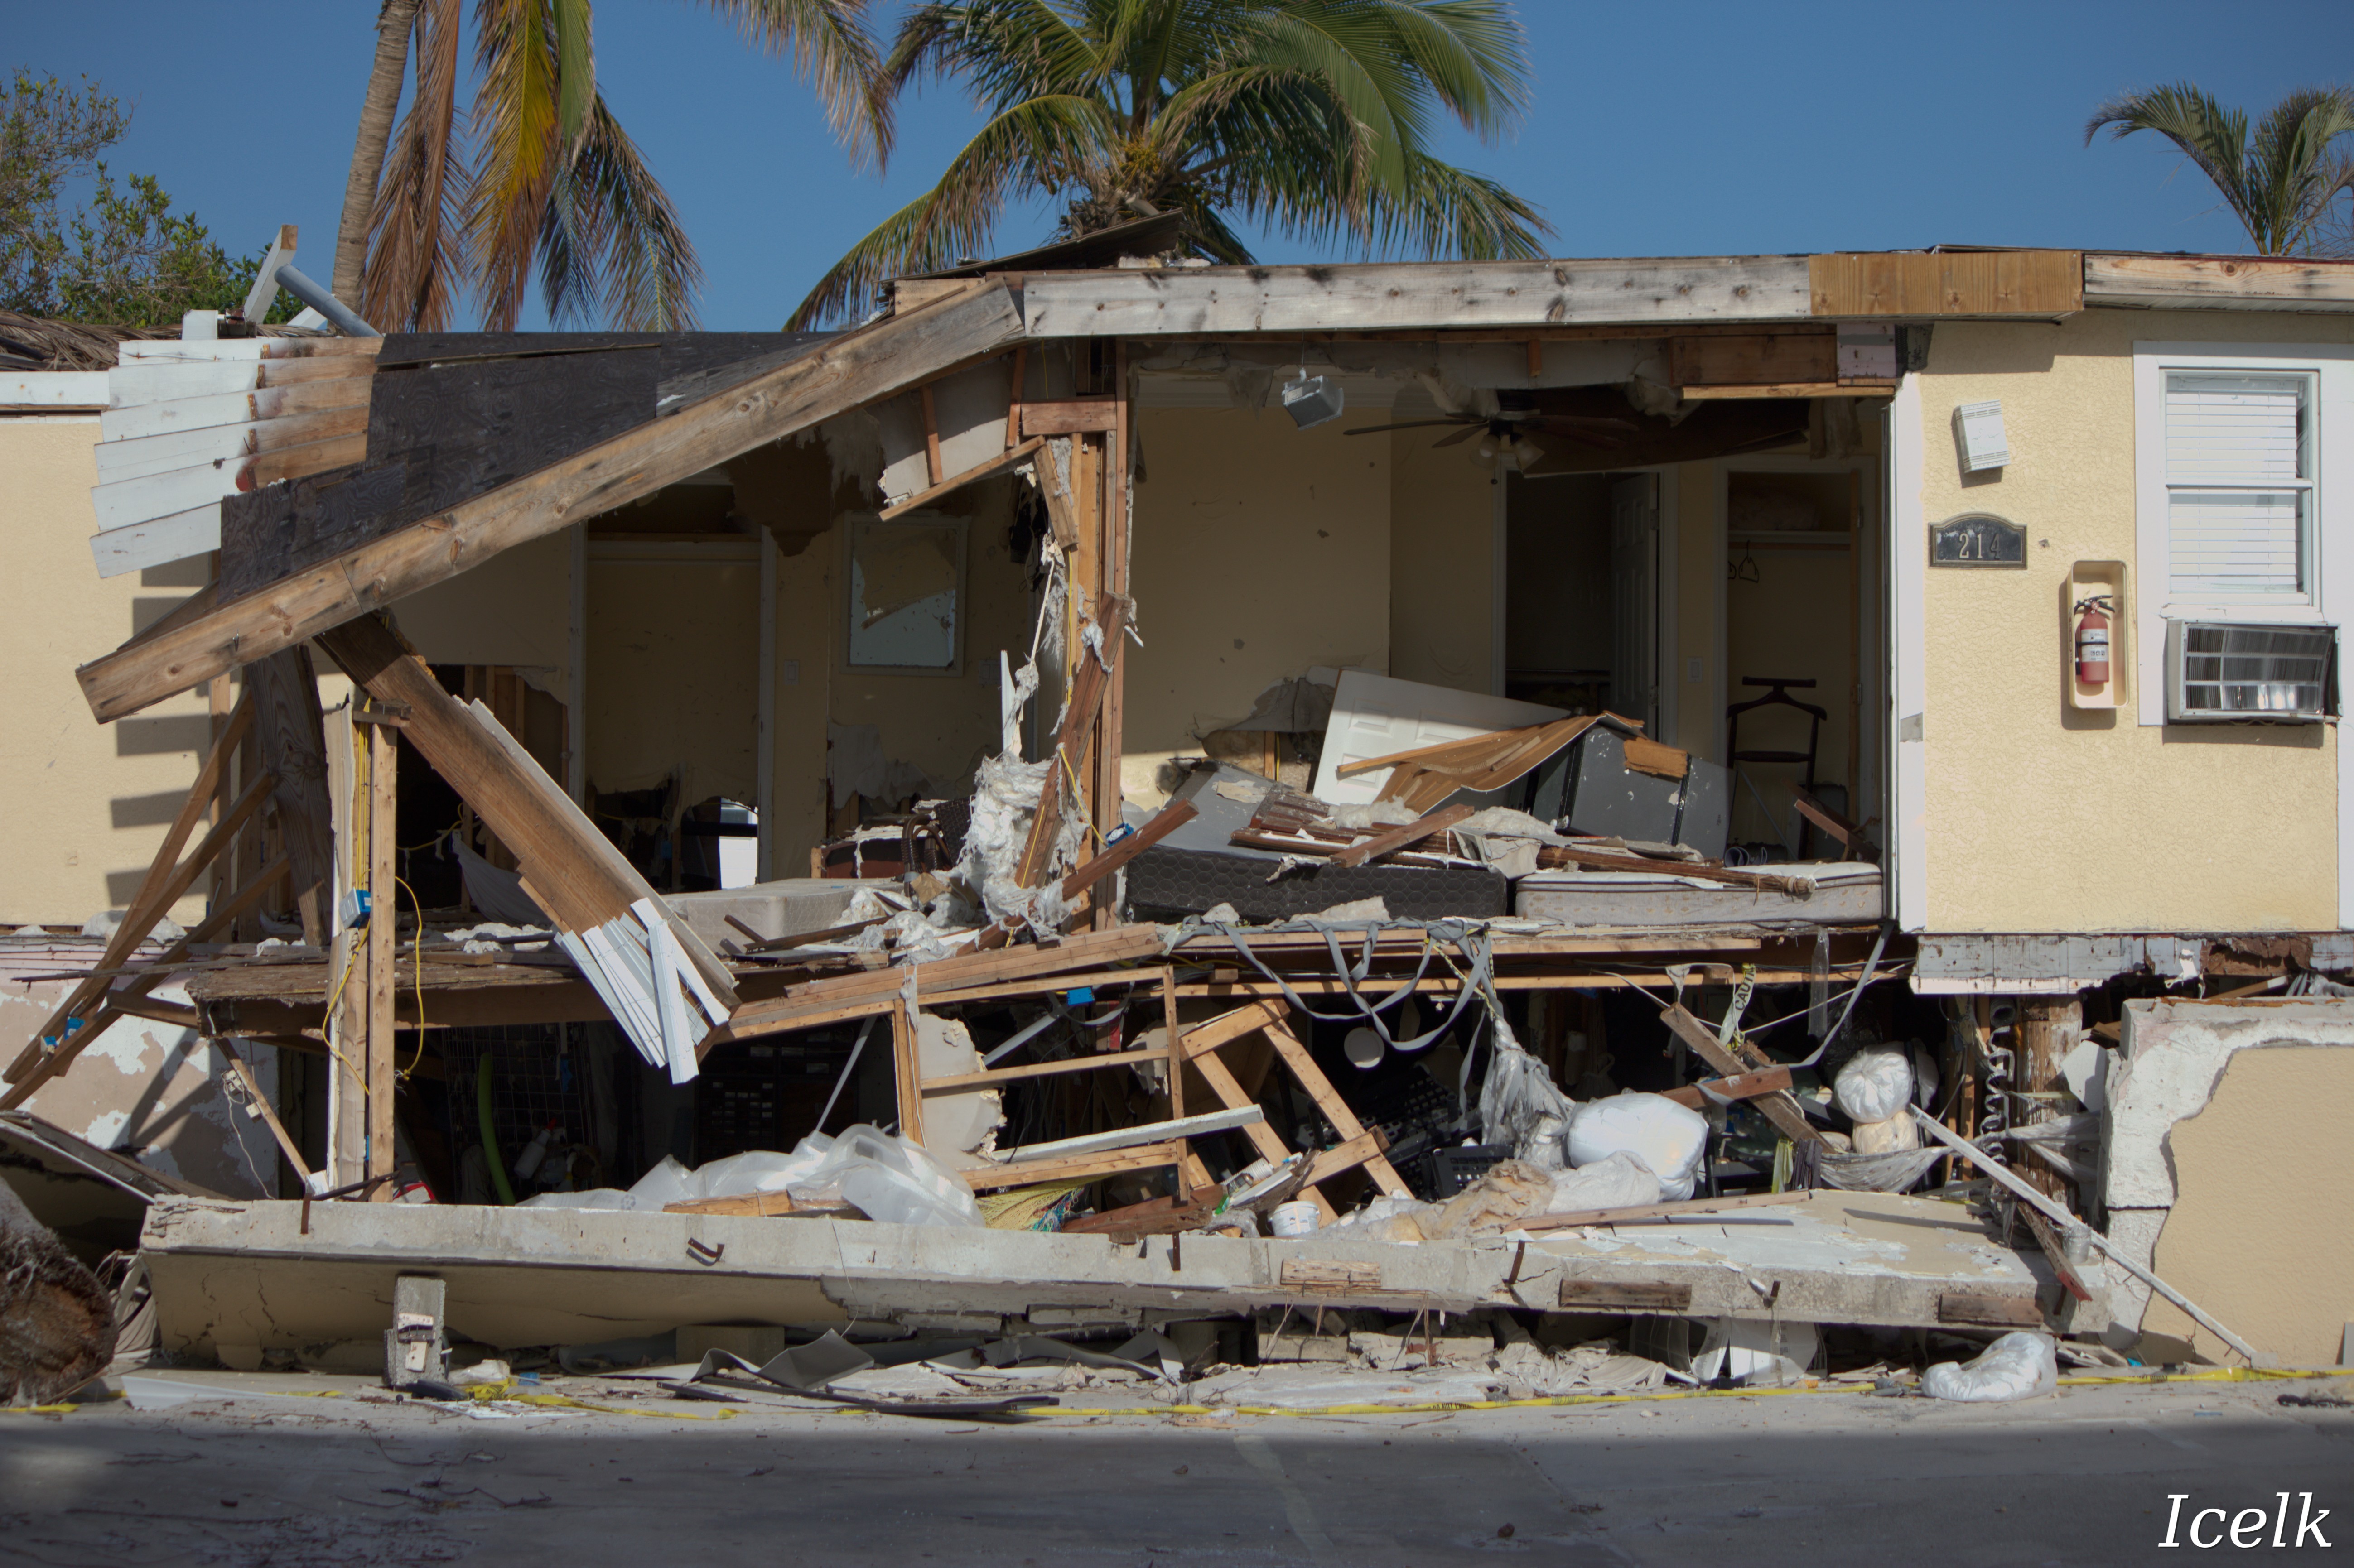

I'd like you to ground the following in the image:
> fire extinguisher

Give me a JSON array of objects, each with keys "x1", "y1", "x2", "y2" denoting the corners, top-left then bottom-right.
[{"x1": 2074, "y1": 594, "x2": 2113, "y2": 685}]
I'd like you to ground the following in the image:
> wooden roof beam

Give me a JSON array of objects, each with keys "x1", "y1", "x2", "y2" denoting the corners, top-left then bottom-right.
[{"x1": 75, "y1": 280, "x2": 1027, "y2": 723}]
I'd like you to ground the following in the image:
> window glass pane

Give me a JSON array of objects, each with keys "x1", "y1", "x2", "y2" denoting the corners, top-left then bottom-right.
[
  {"x1": 2167, "y1": 489, "x2": 2304, "y2": 598},
  {"x1": 847, "y1": 518, "x2": 962, "y2": 667},
  {"x1": 2165, "y1": 372, "x2": 2305, "y2": 483}
]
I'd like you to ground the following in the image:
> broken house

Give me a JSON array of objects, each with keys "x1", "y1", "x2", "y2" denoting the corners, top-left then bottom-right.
[{"x1": 4, "y1": 227, "x2": 2352, "y2": 1399}]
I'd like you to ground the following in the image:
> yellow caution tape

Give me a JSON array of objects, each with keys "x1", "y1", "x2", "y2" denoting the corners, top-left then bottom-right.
[{"x1": 1034, "y1": 1365, "x2": 2344, "y2": 1420}]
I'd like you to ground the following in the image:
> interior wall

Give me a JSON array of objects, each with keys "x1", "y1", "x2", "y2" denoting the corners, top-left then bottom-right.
[
  {"x1": 394, "y1": 530, "x2": 572, "y2": 680},
  {"x1": 1389, "y1": 428, "x2": 1496, "y2": 695},
  {"x1": 0, "y1": 418, "x2": 217, "y2": 926},
  {"x1": 585, "y1": 548, "x2": 761, "y2": 813},
  {"x1": 1124, "y1": 407, "x2": 1392, "y2": 805},
  {"x1": 1917, "y1": 310, "x2": 2349, "y2": 932},
  {"x1": 825, "y1": 478, "x2": 1029, "y2": 801}
]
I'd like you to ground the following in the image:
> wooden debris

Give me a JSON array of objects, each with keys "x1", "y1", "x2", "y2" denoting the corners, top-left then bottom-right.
[{"x1": 1558, "y1": 1279, "x2": 1694, "y2": 1311}]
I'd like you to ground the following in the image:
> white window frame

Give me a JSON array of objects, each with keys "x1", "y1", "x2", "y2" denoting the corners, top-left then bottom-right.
[{"x1": 2132, "y1": 343, "x2": 2354, "y2": 729}]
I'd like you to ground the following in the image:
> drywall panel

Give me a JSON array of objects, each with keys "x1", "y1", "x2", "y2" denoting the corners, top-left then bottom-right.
[
  {"x1": 2141, "y1": 1044, "x2": 2354, "y2": 1367},
  {"x1": 1124, "y1": 407, "x2": 1391, "y2": 805},
  {"x1": 1916, "y1": 310, "x2": 2352, "y2": 932},
  {"x1": 1311, "y1": 670, "x2": 1564, "y2": 806},
  {"x1": 1390, "y1": 429, "x2": 1497, "y2": 693},
  {"x1": 0, "y1": 418, "x2": 217, "y2": 927}
]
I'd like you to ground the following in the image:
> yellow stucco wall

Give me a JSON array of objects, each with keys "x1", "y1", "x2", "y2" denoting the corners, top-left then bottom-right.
[
  {"x1": 1916, "y1": 310, "x2": 2350, "y2": 932},
  {"x1": 1122, "y1": 408, "x2": 1392, "y2": 803},
  {"x1": 0, "y1": 418, "x2": 217, "y2": 927}
]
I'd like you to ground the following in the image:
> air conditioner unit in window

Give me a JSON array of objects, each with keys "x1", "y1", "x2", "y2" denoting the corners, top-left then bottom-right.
[{"x1": 2165, "y1": 620, "x2": 2337, "y2": 723}]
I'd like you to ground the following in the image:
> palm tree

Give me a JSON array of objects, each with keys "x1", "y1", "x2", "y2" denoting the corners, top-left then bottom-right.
[
  {"x1": 340, "y1": 0, "x2": 888, "y2": 332},
  {"x1": 2086, "y1": 82, "x2": 2354, "y2": 255},
  {"x1": 790, "y1": 0, "x2": 1548, "y2": 329}
]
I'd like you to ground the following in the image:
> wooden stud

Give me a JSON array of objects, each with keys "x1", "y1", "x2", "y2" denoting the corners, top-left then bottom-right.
[
  {"x1": 1558, "y1": 1279, "x2": 1694, "y2": 1312},
  {"x1": 1003, "y1": 345, "x2": 1026, "y2": 448},
  {"x1": 878, "y1": 436, "x2": 1044, "y2": 522},
  {"x1": 890, "y1": 996, "x2": 926, "y2": 1147},
  {"x1": 1157, "y1": 965, "x2": 1184, "y2": 1122},
  {"x1": 918, "y1": 382, "x2": 944, "y2": 486},
  {"x1": 364, "y1": 717, "x2": 398, "y2": 1198},
  {"x1": 1658, "y1": 1002, "x2": 1822, "y2": 1145},
  {"x1": 1257, "y1": 1017, "x2": 1413, "y2": 1198}
]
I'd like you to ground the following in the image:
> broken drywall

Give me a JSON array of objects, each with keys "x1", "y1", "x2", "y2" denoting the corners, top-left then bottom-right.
[
  {"x1": 2102, "y1": 998, "x2": 2354, "y2": 1361},
  {"x1": 0, "y1": 943, "x2": 277, "y2": 1197}
]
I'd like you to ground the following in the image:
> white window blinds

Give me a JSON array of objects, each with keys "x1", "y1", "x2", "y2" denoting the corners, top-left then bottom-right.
[{"x1": 2164, "y1": 372, "x2": 2312, "y2": 601}]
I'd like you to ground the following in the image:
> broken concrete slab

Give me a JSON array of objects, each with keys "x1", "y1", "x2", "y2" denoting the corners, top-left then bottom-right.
[{"x1": 136, "y1": 1188, "x2": 2038, "y2": 1359}]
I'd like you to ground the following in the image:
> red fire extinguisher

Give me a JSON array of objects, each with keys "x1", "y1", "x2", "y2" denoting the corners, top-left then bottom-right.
[{"x1": 2074, "y1": 595, "x2": 2113, "y2": 685}]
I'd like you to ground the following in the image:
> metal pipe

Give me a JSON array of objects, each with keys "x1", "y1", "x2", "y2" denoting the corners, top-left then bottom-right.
[{"x1": 271, "y1": 263, "x2": 379, "y2": 337}]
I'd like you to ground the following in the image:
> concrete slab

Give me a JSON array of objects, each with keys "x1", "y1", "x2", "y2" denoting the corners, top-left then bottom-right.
[{"x1": 138, "y1": 1189, "x2": 2038, "y2": 1356}]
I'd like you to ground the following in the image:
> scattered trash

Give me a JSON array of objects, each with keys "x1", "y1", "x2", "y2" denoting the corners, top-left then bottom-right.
[{"x1": 1920, "y1": 1332, "x2": 2059, "y2": 1403}]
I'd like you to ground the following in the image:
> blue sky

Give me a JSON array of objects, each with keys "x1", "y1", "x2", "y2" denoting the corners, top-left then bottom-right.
[{"x1": 14, "y1": 1, "x2": 2354, "y2": 330}]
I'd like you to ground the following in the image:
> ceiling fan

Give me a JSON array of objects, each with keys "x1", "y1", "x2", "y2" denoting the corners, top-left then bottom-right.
[{"x1": 1344, "y1": 395, "x2": 1641, "y2": 465}]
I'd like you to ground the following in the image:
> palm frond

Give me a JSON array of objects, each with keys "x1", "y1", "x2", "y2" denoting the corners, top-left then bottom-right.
[
  {"x1": 789, "y1": 90, "x2": 1109, "y2": 326},
  {"x1": 466, "y1": 0, "x2": 565, "y2": 330},
  {"x1": 2248, "y1": 87, "x2": 2354, "y2": 252},
  {"x1": 554, "y1": 0, "x2": 596, "y2": 150},
  {"x1": 540, "y1": 95, "x2": 702, "y2": 328},
  {"x1": 363, "y1": 0, "x2": 470, "y2": 331},
  {"x1": 701, "y1": 0, "x2": 892, "y2": 170}
]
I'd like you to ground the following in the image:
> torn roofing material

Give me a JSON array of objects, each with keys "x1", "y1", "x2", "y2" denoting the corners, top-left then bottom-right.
[
  {"x1": 212, "y1": 332, "x2": 824, "y2": 599},
  {"x1": 74, "y1": 280, "x2": 1027, "y2": 724}
]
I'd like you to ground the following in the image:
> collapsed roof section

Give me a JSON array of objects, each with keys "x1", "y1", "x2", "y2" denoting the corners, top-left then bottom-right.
[{"x1": 68, "y1": 245, "x2": 2354, "y2": 728}]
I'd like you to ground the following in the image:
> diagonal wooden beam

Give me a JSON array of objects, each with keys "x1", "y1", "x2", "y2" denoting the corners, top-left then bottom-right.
[
  {"x1": 0, "y1": 852, "x2": 287, "y2": 1112},
  {"x1": 6, "y1": 765, "x2": 276, "y2": 1087},
  {"x1": 76, "y1": 280, "x2": 1027, "y2": 723}
]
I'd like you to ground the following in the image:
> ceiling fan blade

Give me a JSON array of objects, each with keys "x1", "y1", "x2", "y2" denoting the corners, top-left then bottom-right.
[
  {"x1": 1433, "y1": 424, "x2": 1485, "y2": 448},
  {"x1": 1343, "y1": 418, "x2": 1472, "y2": 436}
]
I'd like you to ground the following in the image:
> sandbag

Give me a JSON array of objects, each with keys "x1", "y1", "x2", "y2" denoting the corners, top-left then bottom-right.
[
  {"x1": 1920, "y1": 1332, "x2": 2058, "y2": 1402},
  {"x1": 1543, "y1": 1150, "x2": 1661, "y2": 1214},
  {"x1": 1849, "y1": 1113, "x2": 1921, "y2": 1155},
  {"x1": 1426, "y1": 1159, "x2": 1558, "y2": 1238},
  {"x1": 1565, "y1": 1092, "x2": 1708, "y2": 1201},
  {"x1": 1834, "y1": 1047, "x2": 1914, "y2": 1124}
]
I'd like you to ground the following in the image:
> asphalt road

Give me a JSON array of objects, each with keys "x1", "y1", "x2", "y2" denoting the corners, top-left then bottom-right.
[{"x1": 1, "y1": 1372, "x2": 2346, "y2": 1566}]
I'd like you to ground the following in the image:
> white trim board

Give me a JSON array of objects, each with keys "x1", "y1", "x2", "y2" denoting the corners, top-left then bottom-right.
[
  {"x1": 89, "y1": 505, "x2": 220, "y2": 578},
  {"x1": 1890, "y1": 376, "x2": 1929, "y2": 933},
  {"x1": 1, "y1": 372, "x2": 108, "y2": 408}
]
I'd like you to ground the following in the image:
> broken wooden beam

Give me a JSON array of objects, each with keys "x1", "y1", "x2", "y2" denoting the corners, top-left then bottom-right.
[
  {"x1": 1657, "y1": 1003, "x2": 1823, "y2": 1145},
  {"x1": 1329, "y1": 802, "x2": 1474, "y2": 868},
  {"x1": 77, "y1": 280, "x2": 1027, "y2": 722}
]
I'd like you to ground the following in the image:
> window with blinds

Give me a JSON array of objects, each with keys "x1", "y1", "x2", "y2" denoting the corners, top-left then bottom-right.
[{"x1": 2163, "y1": 371, "x2": 2315, "y2": 602}]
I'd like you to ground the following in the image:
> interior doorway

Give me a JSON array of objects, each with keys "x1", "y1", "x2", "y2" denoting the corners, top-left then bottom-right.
[
  {"x1": 1720, "y1": 460, "x2": 1874, "y2": 857},
  {"x1": 1503, "y1": 469, "x2": 1661, "y2": 731}
]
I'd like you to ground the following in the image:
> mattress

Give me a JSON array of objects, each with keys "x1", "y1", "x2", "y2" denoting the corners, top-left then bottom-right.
[
  {"x1": 1125, "y1": 761, "x2": 1508, "y2": 923},
  {"x1": 1512, "y1": 861, "x2": 1883, "y2": 927}
]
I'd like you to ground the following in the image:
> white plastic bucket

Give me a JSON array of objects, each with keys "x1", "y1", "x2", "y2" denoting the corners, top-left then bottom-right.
[{"x1": 1269, "y1": 1200, "x2": 1321, "y2": 1238}]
